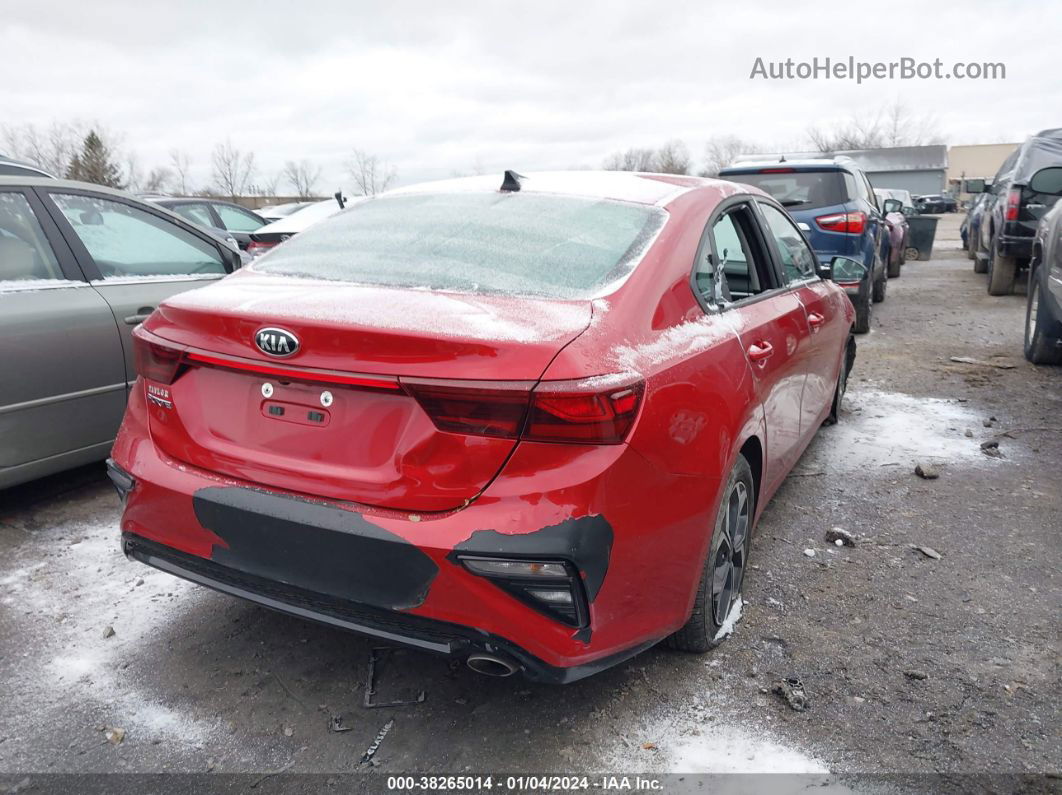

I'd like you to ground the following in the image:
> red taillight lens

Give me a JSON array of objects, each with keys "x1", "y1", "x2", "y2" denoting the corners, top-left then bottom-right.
[
  {"x1": 525, "y1": 382, "x2": 644, "y2": 444},
  {"x1": 403, "y1": 379, "x2": 533, "y2": 439},
  {"x1": 1005, "y1": 188, "x2": 1021, "y2": 221},
  {"x1": 816, "y1": 211, "x2": 866, "y2": 234},
  {"x1": 404, "y1": 376, "x2": 645, "y2": 444},
  {"x1": 247, "y1": 240, "x2": 276, "y2": 257},
  {"x1": 132, "y1": 329, "x2": 185, "y2": 385}
]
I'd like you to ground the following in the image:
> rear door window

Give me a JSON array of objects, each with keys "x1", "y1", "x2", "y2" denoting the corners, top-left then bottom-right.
[
  {"x1": 696, "y1": 203, "x2": 777, "y2": 303},
  {"x1": 170, "y1": 203, "x2": 216, "y2": 229},
  {"x1": 724, "y1": 170, "x2": 846, "y2": 211},
  {"x1": 49, "y1": 193, "x2": 225, "y2": 279}
]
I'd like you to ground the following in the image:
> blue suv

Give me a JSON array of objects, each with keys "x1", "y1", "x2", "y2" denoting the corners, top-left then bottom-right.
[{"x1": 720, "y1": 157, "x2": 890, "y2": 333}]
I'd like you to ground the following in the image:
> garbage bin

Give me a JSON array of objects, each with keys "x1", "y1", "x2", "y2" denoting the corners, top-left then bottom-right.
[{"x1": 905, "y1": 215, "x2": 939, "y2": 261}]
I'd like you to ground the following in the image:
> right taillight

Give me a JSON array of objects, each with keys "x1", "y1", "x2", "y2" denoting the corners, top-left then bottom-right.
[
  {"x1": 1005, "y1": 188, "x2": 1021, "y2": 221},
  {"x1": 404, "y1": 376, "x2": 644, "y2": 445},
  {"x1": 132, "y1": 328, "x2": 185, "y2": 385},
  {"x1": 524, "y1": 380, "x2": 643, "y2": 444},
  {"x1": 247, "y1": 240, "x2": 276, "y2": 257}
]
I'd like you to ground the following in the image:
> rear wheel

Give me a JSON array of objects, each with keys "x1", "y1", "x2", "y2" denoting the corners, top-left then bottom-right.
[
  {"x1": 668, "y1": 454, "x2": 754, "y2": 653},
  {"x1": 887, "y1": 250, "x2": 902, "y2": 278},
  {"x1": 872, "y1": 268, "x2": 887, "y2": 303},
  {"x1": 1024, "y1": 269, "x2": 1062, "y2": 365},
  {"x1": 966, "y1": 230, "x2": 977, "y2": 260},
  {"x1": 988, "y1": 241, "x2": 1017, "y2": 295}
]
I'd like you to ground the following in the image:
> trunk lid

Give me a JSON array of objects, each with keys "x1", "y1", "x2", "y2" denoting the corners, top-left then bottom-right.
[{"x1": 143, "y1": 272, "x2": 593, "y2": 512}]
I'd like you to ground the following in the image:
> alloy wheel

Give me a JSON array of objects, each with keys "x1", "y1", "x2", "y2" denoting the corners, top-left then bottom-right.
[{"x1": 711, "y1": 480, "x2": 749, "y2": 626}]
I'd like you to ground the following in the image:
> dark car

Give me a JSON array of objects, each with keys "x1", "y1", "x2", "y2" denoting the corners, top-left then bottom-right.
[
  {"x1": 1025, "y1": 166, "x2": 1062, "y2": 364},
  {"x1": 914, "y1": 194, "x2": 957, "y2": 214},
  {"x1": 720, "y1": 157, "x2": 890, "y2": 334},
  {"x1": 0, "y1": 177, "x2": 242, "y2": 489},
  {"x1": 0, "y1": 155, "x2": 55, "y2": 178},
  {"x1": 977, "y1": 128, "x2": 1062, "y2": 295},
  {"x1": 962, "y1": 191, "x2": 993, "y2": 266},
  {"x1": 150, "y1": 198, "x2": 268, "y2": 251},
  {"x1": 110, "y1": 171, "x2": 858, "y2": 682}
]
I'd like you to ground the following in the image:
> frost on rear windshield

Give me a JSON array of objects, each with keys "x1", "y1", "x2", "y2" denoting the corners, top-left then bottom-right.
[{"x1": 253, "y1": 192, "x2": 666, "y2": 298}]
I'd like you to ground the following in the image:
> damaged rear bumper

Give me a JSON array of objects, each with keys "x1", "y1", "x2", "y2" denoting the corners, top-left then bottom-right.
[{"x1": 120, "y1": 531, "x2": 653, "y2": 683}]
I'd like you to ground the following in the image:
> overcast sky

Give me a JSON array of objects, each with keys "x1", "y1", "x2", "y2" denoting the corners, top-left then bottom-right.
[{"x1": 4, "y1": 1, "x2": 1061, "y2": 192}]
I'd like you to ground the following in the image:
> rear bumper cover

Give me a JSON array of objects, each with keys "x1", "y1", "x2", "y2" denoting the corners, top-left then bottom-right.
[
  {"x1": 997, "y1": 233, "x2": 1033, "y2": 260},
  {"x1": 120, "y1": 530, "x2": 652, "y2": 684}
]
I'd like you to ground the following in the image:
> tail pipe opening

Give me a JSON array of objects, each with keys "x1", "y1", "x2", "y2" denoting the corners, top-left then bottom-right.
[{"x1": 466, "y1": 653, "x2": 520, "y2": 677}]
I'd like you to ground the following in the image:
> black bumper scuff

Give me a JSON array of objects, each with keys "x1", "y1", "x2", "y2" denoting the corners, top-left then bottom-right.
[{"x1": 192, "y1": 486, "x2": 438, "y2": 611}]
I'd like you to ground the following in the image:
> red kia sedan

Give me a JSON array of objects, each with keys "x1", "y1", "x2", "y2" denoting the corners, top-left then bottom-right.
[{"x1": 109, "y1": 171, "x2": 856, "y2": 682}]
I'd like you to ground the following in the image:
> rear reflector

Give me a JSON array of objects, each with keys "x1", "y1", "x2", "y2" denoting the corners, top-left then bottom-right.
[{"x1": 816, "y1": 211, "x2": 866, "y2": 234}]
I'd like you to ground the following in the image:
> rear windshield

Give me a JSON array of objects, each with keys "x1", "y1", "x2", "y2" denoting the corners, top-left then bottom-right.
[
  {"x1": 254, "y1": 192, "x2": 666, "y2": 298},
  {"x1": 724, "y1": 170, "x2": 847, "y2": 211}
]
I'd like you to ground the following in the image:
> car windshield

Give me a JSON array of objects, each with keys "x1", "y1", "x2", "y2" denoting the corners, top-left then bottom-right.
[
  {"x1": 254, "y1": 192, "x2": 666, "y2": 298},
  {"x1": 724, "y1": 170, "x2": 846, "y2": 210}
]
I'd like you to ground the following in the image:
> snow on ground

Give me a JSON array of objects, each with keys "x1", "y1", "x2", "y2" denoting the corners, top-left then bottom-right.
[
  {"x1": 1, "y1": 512, "x2": 222, "y2": 758},
  {"x1": 805, "y1": 387, "x2": 1003, "y2": 472}
]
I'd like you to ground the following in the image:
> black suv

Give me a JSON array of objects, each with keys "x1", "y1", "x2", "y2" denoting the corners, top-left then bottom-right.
[{"x1": 977, "y1": 129, "x2": 1062, "y2": 295}]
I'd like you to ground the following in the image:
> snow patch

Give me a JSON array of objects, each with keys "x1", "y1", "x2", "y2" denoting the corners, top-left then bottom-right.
[
  {"x1": 807, "y1": 387, "x2": 995, "y2": 472},
  {"x1": 713, "y1": 596, "x2": 743, "y2": 641},
  {"x1": 610, "y1": 315, "x2": 738, "y2": 375}
]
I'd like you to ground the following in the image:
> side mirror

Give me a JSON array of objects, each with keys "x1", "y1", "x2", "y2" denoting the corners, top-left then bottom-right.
[
  {"x1": 223, "y1": 245, "x2": 243, "y2": 271},
  {"x1": 829, "y1": 256, "x2": 868, "y2": 283},
  {"x1": 1028, "y1": 167, "x2": 1062, "y2": 196},
  {"x1": 882, "y1": 198, "x2": 902, "y2": 214}
]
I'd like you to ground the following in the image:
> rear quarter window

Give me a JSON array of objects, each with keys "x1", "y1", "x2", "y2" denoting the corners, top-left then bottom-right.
[
  {"x1": 723, "y1": 170, "x2": 846, "y2": 211},
  {"x1": 254, "y1": 192, "x2": 667, "y2": 299}
]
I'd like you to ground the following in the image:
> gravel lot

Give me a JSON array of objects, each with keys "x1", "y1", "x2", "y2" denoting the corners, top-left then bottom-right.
[{"x1": 1, "y1": 214, "x2": 1058, "y2": 791}]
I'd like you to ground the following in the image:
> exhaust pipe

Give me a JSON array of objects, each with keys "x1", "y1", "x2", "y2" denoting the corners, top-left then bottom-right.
[{"x1": 466, "y1": 653, "x2": 520, "y2": 678}]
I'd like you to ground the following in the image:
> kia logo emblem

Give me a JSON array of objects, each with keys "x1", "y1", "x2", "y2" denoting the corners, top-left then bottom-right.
[{"x1": 255, "y1": 327, "x2": 299, "y2": 358}]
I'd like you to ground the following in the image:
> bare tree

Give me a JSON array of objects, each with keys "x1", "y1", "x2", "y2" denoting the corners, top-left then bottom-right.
[
  {"x1": 700, "y1": 135, "x2": 757, "y2": 177},
  {"x1": 169, "y1": 149, "x2": 192, "y2": 195},
  {"x1": 250, "y1": 172, "x2": 280, "y2": 197},
  {"x1": 347, "y1": 148, "x2": 397, "y2": 195},
  {"x1": 211, "y1": 140, "x2": 256, "y2": 200},
  {"x1": 654, "y1": 140, "x2": 691, "y2": 175},
  {"x1": 808, "y1": 101, "x2": 943, "y2": 152},
  {"x1": 143, "y1": 167, "x2": 173, "y2": 193},
  {"x1": 602, "y1": 147, "x2": 657, "y2": 172},
  {"x1": 283, "y1": 159, "x2": 322, "y2": 198},
  {"x1": 1, "y1": 121, "x2": 85, "y2": 176}
]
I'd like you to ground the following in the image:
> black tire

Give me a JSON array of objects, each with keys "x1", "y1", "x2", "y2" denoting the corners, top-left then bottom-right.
[
  {"x1": 887, "y1": 254, "x2": 901, "y2": 278},
  {"x1": 823, "y1": 342, "x2": 850, "y2": 426},
  {"x1": 853, "y1": 289, "x2": 872, "y2": 334},
  {"x1": 966, "y1": 231, "x2": 977, "y2": 260},
  {"x1": 987, "y1": 241, "x2": 1016, "y2": 295},
  {"x1": 1024, "y1": 267, "x2": 1062, "y2": 365},
  {"x1": 872, "y1": 269, "x2": 887, "y2": 303},
  {"x1": 668, "y1": 454, "x2": 754, "y2": 653}
]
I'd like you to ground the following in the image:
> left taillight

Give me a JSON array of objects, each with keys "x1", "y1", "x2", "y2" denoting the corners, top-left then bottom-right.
[
  {"x1": 132, "y1": 329, "x2": 185, "y2": 385},
  {"x1": 1005, "y1": 188, "x2": 1021, "y2": 221}
]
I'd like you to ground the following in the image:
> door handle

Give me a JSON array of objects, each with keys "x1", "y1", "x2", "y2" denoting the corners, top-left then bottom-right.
[
  {"x1": 747, "y1": 341, "x2": 774, "y2": 363},
  {"x1": 808, "y1": 312, "x2": 826, "y2": 330},
  {"x1": 124, "y1": 306, "x2": 156, "y2": 325}
]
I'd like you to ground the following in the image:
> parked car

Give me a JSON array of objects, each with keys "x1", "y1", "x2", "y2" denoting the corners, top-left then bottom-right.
[
  {"x1": 962, "y1": 191, "x2": 993, "y2": 266},
  {"x1": 1025, "y1": 166, "x2": 1062, "y2": 364},
  {"x1": 110, "y1": 170, "x2": 858, "y2": 682},
  {"x1": 0, "y1": 155, "x2": 55, "y2": 178},
  {"x1": 0, "y1": 176, "x2": 243, "y2": 489},
  {"x1": 978, "y1": 129, "x2": 1062, "y2": 295},
  {"x1": 256, "y1": 201, "x2": 315, "y2": 223},
  {"x1": 874, "y1": 190, "x2": 910, "y2": 277},
  {"x1": 914, "y1": 194, "x2": 957, "y2": 214},
  {"x1": 720, "y1": 157, "x2": 889, "y2": 334},
  {"x1": 149, "y1": 197, "x2": 268, "y2": 251},
  {"x1": 246, "y1": 195, "x2": 349, "y2": 257}
]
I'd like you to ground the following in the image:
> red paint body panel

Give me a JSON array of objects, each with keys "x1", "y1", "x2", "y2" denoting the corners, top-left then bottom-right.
[{"x1": 112, "y1": 174, "x2": 855, "y2": 677}]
